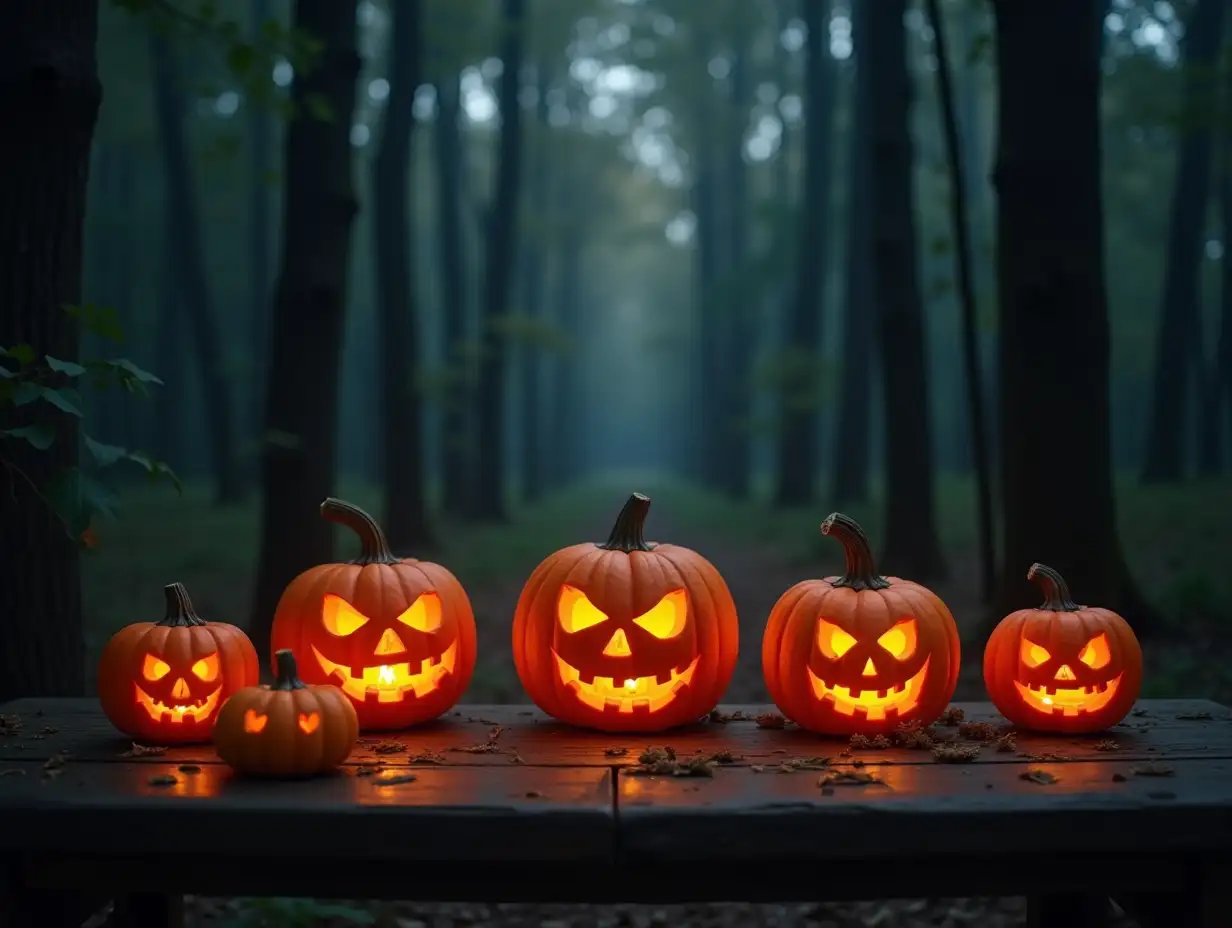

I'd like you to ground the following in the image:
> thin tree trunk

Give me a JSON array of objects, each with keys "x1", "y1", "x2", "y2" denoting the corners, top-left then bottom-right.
[
  {"x1": 0, "y1": 0, "x2": 101, "y2": 700},
  {"x1": 925, "y1": 0, "x2": 996, "y2": 601},
  {"x1": 372, "y1": 0, "x2": 430, "y2": 551},
  {"x1": 867, "y1": 0, "x2": 946, "y2": 579},
  {"x1": 1220, "y1": 58, "x2": 1232, "y2": 461},
  {"x1": 249, "y1": 0, "x2": 361, "y2": 655},
  {"x1": 989, "y1": 0, "x2": 1163, "y2": 632},
  {"x1": 247, "y1": 0, "x2": 273, "y2": 495},
  {"x1": 1141, "y1": 0, "x2": 1226, "y2": 484},
  {"x1": 473, "y1": 0, "x2": 526, "y2": 522},
  {"x1": 774, "y1": 0, "x2": 835, "y2": 507},
  {"x1": 152, "y1": 191, "x2": 185, "y2": 470},
  {"x1": 548, "y1": 167, "x2": 583, "y2": 488},
  {"x1": 149, "y1": 29, "x2": 241, "y2": 504}
]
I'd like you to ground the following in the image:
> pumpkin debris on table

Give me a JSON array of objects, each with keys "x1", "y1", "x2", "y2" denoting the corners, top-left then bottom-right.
[
  {"x1": 97, "y1": 582, "x2": 259, "y2": 744},
  {"x1": 269, "y1": 497, "x2": 477, "y2": 731},
  {"x1": 761, "y1": 512, "x2": 961, "y2": 735},
  {"x1": 511, "y1": 492, "x2": 739, "y2": 733},
  {"x1": 982, "y1": 563, "x2": 1142, "y2": 733},
  {"x1": 214, "y1": 649, "x2": 358, "y2": 778}
]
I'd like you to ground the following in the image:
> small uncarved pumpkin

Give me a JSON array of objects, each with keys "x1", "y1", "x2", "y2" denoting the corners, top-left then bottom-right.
[
  {"x1": 983, "y1": 563, "x2": 1142, "y2": 733},
  {"x1": 270, "y1": 498, "x2": 477, "y2": 731},
  {"x1": 97, "y1": 583, "x2": 259, "y2": 744},
  {"x1": 513, "y1": 492, "x2": 739, "y2": 732},
  {"x1": 214, "y1": 649, "x2": 358, "y2": 777},
  {"x1": 762, "y1": 513, "x2": 961, "y2": 735}
]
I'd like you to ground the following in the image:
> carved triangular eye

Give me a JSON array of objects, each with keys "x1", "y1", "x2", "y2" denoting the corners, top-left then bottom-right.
[
  {"x1": 1079, "y1": 633, "x2": 1111, "y2": 669},
  {"x1": 876, "y1": 619, "x2": 918, "y2": 661},
  {"x1": 1020, "y1": 639, "x2": 1051, "y2": 668},
  {"x1": 191, "y1": 654, "x2": 220, "y2": 681},
  {"x1": 557, "y1": 585, "x2": 609, "y2": 633},
  {"x1": 632, "y1": 590, "x2": 688, "y2": 639},
  {"x1": 323, "y1": 595, "x2": 369, "y2": 636},
  {"x1": 396, "y1": 592, "x2": 442, "y2": 632},
  {"x1": 143, "y1": 655, "x2": 171, "y2": 681},
  {"x1": 816, "y1": 619, "x2": 856, "y2": 659}
]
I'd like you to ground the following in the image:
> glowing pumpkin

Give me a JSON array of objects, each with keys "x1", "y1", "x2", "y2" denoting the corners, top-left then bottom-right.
[
  {"x1": 97, "y1": 582, "x2": 259, "y2": 744},
  {"x1": 214, "y1": 649, "x2": 358, "y2": 777},
  {"x1": 761, "y1": 512, "x2": 960, "y2": 735},
  {"x1": 270, "y1": 498, "x2": 476, "y2": 731},
  {"x1": 983, "y1": 563, "x2": 1142, "y2": 733},
  {"x1": 512, "y1": 492, "x2": 739, "y2": 732}
]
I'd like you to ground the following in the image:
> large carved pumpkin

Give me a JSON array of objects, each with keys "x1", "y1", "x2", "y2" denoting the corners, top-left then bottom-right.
[
  {"x1": 97, "y1": 583, "x2": 259, "y2": 744},
  {"x1": 512, "y1": 492, "x2": 738, "y2": 732},
  {"x1": 269, "y1": 498, "x2": 476, "y2": 731},
  {"x1": 983, "y1": 563, "x2": 1142, "y2": 733},
  {"x1": 762, "y1": 513, "x2": 960, "y2": 735}
]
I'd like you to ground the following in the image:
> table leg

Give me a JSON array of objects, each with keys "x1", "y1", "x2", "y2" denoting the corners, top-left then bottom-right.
[
  {"x1": 1025, "y1": 893, "x2": 1111, "y2": 928},
  {"x1": 109, "y1": 894, "x2": 184, "y2": 928}
]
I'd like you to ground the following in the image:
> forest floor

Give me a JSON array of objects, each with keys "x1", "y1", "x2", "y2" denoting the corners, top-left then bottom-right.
[{"x1": 80, "y1": 471, "x2": 1232, "y2": 928}]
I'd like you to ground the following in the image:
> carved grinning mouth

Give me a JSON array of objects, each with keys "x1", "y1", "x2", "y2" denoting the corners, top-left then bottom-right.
[
  {"x1": 134, "y1": 684, "x2": 222, "y2": 724},
  {"x1": 312, "y1": 641, "x2": 458, "y2": 703},
  {"x1": 1014, "y1": 673, "x2": 1122, "y2": 717},
  {"x1": 553, "y1": 651, "x2": 699, "y2": 714},
  {"x1": 806, "y1": 658, "x2": 930, "y2": 721}
]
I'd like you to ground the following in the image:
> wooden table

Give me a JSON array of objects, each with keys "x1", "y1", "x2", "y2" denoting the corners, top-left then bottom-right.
[{"x1": 0, "y1": 698, "x2": 1229, "y2": 928}]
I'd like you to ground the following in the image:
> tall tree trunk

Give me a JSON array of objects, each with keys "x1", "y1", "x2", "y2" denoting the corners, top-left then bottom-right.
[
  {"x1": 774, "y1": 0, "x2": 835, "y2": 507},
  {"x1": 548, "y1": 163, "x2": 583, "y2": 488},
  {"x1": 0, "y1": 0, "x2": 101, "y2": 700},
  {"x1": 372, "y1": 0, "x2": 429, "y2": 551},
  {"x1": 831, "y1": 0, "x2": 873, "y2": 506},
  {"x1": 989, "y1": 0, "x2": 1162, "y2": 632},
  {"x1": 1219, "y1": 57, "x2": 1232, "y2": 462},
  {"x1": 1141, "y1": 0, "x2": 1226, "y2": 484},
  {"x1": 246, "y1": 0, "x2": 273, "y2": 495},
  {"x1": 152, "y1": 190, "x2": 185, "y2": 470},
  {"x1": 867, "y1": 0, "x2": 946, "y2": 579},
  {"x1": 473, "y1": 0, "x2": 525, "y2": 522},
  {"x1": 249, "y1": 0, "x2": 361, "y2": 654},
  {"x1": 925, "y1": 0, "x2": 996, "y2": 601},
  {"x1": 149, "y1": 29, "x2": 241, "y2": 504},
  {"x1": 693, "y1": 146, "x2": 723, "y2": 489},
  {"x1": 432, "y1": 75, "x2": 472, "y2": 517}
]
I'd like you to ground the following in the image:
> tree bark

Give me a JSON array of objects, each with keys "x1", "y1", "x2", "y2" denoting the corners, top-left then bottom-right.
[
  {"x1": 372, "y1": 0, "x2": 430, "y2": 552},
  {"x1": 1219, "y1": 55, "x2": 1232, "y2": 462},
  {"x1": 1140, "y1": 0, "x2": 1226, "y2": 484},
  {"x1": 0, "y1": 0, "x2": 101, "y2": 700},
  {"x1": 249, "y1": 0, "x2": 361, "y2": 654},
  {"x1": 151, "y1": 182, "x2": 185, "y2": 471},
  {"x1": 866, "y1": 0, "x2": 946, "y2": 579},
  {"x1": 989, "y1": 0, "x2": 1162, "y2": 632},
  {"x1": 246, "y1": 0, "x2": 273, "y2": 496},
  {"x1": 774, "y1": 0, "x2": 835, "y2": 507},
  {"x1": 472, "y1": 0, "x2": 526, "y2": 522},
  {"x1": 149, "y1": 28, "x2": 241, "y2": 504}
]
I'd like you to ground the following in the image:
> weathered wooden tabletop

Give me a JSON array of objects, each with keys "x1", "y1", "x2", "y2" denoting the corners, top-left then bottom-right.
[{"x1": 1, "y1": 698, "x2": 1231, "y2": 920}]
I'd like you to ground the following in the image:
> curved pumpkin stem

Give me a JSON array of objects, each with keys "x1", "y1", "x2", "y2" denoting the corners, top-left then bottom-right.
[
  {"x1": 1026, "y1": 563, "x2": 1080, "y2": 612},
  {"x1": 271, "y1": 649, "x2": 308, "y2": 691},
  {"x1": 319, "y1": 497, "x2": 400, "y2": 565},
  {"x1": 598, "y1": 493, "x2": 655, "y2": 552},
  {"x1": 820, "y1": 513, "x2": 890, "y2": 591},
  {"x1": 158, "y1": 582, "x2": 208, "y2": 627}
]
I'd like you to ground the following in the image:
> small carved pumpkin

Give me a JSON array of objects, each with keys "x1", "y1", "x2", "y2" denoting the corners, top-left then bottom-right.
[
  {"x1": 270, "y1": 498, "x2": 477, "y2": 731},
  {"x1": 214, "y1": 649, "x2": 358, "y2": 777},
  {"x1": 512, "y1": 493, "x2": 739, "y2": 732},
  {"x1": 983, "y1": 563, "x2": 1142, "y2": 733},
  {"x1": 97, "y1": 583, "x2": 259, "y2": 744},
  {"x1": 762, "y1": 513, "x2": 961, "y2": 735}
]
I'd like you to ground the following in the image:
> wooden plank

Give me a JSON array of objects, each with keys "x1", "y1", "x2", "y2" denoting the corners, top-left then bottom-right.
[
  {"x1": 0, "y1": 759, "x2": 614, "y2": 863},
  {"x1": 616, "y1": 757, "x2": 1232, "y2": 862},
  {"x1": 1, "y1": 699, "x2": 1228, "y2": 767}
]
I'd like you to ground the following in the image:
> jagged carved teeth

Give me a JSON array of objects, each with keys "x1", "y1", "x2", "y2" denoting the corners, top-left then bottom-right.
[
  {"x1": 313, "y1": 642, "x2": 458, "y2": 703},
  {"x1": 553, "y1": 652, "x2": 700, "y2": 714},
  {"x1": 806, "y1": 659, "x2": 929, "y2": 721}
]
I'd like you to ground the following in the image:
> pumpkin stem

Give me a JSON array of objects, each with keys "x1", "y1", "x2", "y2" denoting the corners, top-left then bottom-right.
[
  {"x1": 158, "y1": 582, "x2": 209, "y2": 627},
  {"x1": 271, "y1": 649, "x2": 308, "y2": 691},
  {"x1": 1026, "y1": 563, "x2": 1081, "y2": 611},
  {"x1": 597, "y1": 492, "x2": 655, "y2": 552},
  {"x1": 821, "y1": 512, "x2": 891, "y2": 591},
  {"x1": 319, "y1": 497, "x2": 400, "y2": 565}
]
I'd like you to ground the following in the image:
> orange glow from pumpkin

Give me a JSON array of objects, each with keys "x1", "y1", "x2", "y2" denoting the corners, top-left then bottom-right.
[
  {"x1": 298, "y1": 712, "x2": 320, "y2": 733},
  {"x1": 806, "y1": 658, "x2": 930, "y2": 721},
  {"x1": 244, "y1": 710, "x2": 268, "y2": 733},
  {"x1": 553, "y1": 652, "x2": 699, "y2": 713},
  {"x1": 1013, "y1": 674, "x2": 1122, "y2": 717},
  {"x1": 311, "y1": 640, "x2": 458, "y2": 702},
  {"x1": 134, "y1": 682, "x2": 222, "y2": 724}
]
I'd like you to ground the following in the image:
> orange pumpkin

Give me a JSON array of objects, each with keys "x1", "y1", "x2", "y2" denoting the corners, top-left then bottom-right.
[
  {"x1": 762, "y1": 512, "x2": 960, "y2": 735},
  {"x1": 512, "y1": 492, "x2": 738, "y2": 732},
  {"x1": 269, "y1": 498, "x2": 476, "y2": 731},
  {"x1": 214, "y1": 649, "x2": 358, "y2": 777},
  {"x1": 97, "y1": 582, "x2": 259, "y2": 744},
  {"x1": 983, "y1": 563, "x2": 1142, "y2": 733}
]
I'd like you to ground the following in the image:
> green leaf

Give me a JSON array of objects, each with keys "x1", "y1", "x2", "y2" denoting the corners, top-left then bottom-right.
[
  {"x1": 17, "y1": 385, "x2": 84, "y2": 417},
  {"x1": 45, "y1": 467, "x2": 121, "y2": 539},
  {"x1": 4, "y1": 343, "x2": 36, "y2": 367},
  {"x1": 107, "y1": 358, "x2": 163, "y2": 384},
  {"x1": 0, "y1": 364, "x2": 13, "y2": 379},
  {"x1": 45, "y1": 355, "x2": 86, "y2": 377},
  {"x1": 83, "y1": 435, "x2": 128, "y2": 467},
  {"x1": 123, "y1": 450, "x2": 183, "y2": 493},
  {"x1": 63, "y1": 303, "x2": 124, "y2": 343},
  {"x1": 2, "y1": 423, "x2": 56, "y2": 450}
]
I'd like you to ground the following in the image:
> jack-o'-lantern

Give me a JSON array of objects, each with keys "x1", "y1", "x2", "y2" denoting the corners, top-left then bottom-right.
[
  {"x1": 512, "y1": 492, "x2": 738, "y2": 732},
  {"x1": 983, "y1": 563, "x2": 1142, "y2": 733},
  {"x1": 269, "y1": 497, "x2": 476, "y2": 731},
  {"x1": 762, "y1": 512, "x2": 960, "y2": 735},
  {"x1": 97, "y1": 582, "x2": 259, "y2": 744},
  {"x1": 214, "y1": 649, "x2": 359, "y2": 777}
]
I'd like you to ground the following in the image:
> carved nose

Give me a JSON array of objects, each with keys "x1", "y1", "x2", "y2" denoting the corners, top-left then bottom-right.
[
  {"x1": 603, "y1": 629, "x2": 632, "y2": 657},
  {"x1": 1055, "y1": 664, "x2": 1077, "y2": 682},
  {"x1": 862, "y1": 659, "x2": 877, "y2": 676},
  {"x1": 171, "y1": 677, "x2": 190, "y2": 700},
  {"x1": 375, "y1": 628, "x2": 405, "y2": 656}
]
